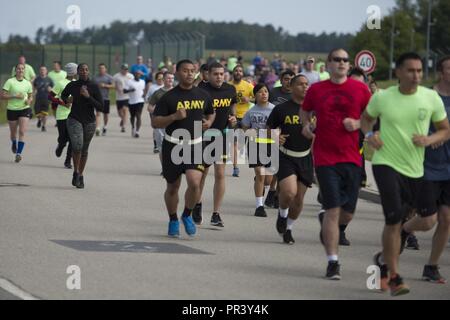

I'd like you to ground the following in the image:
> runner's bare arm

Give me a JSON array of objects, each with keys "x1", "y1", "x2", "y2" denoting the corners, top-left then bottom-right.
[
  {"x1": 152, "y1": 108, "x2": 186, "y2": 129},
  {"x1": 300, "y1": 109, "x2": 315, "y2": 140},
  {"x1": 0, "y1": 89, "x2": 22, "y2": 100},
  {"x1": 202, "y1": 113, "x2": 216, "y2": 131},
  {"x1": 361, "y1": 110, "x2": 383, "y2": 150},
  {"x1": 413, "y1": 118, "x2": 450, "y2": 148}
]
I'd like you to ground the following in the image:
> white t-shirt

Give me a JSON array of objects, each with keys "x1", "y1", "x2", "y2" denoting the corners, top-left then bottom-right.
[
  {"x1": 126, "y1": 78, "x2": 146, "y2": 105},
  {"x1": 113, "y1": 72, "x2": 133, "y2": 101}
]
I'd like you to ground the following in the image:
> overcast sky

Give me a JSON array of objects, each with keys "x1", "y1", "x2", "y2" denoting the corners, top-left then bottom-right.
[{"x1": 1, "y1": 0, "x2": 397, "y2": 41}]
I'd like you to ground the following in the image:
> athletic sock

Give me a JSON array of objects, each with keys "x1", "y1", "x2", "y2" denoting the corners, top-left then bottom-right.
[
  {"x1": 256, "y1": 197, "x2": 264, "y2": 208},
  {"x1": 279, "y1": 208, "x2": 289, "y2": 218},
  {"x1": 17, "y1": 141, "x2": 25, "y2": 154},
  {"x1": 287, "y1": 218, "x2": 295, "y2": 230},
  {"x1": 169, "y1": 213, "x2": 178, "y2": 221},
  {"x1": 182, "y1": 207, "x2": 192, "y2": 218},
  {"x1": 11, "y1": 139, "x2": 17, "y2": 148},
  {"x1": 327, "y1": 255, "x2": 339, "y2": 262}
]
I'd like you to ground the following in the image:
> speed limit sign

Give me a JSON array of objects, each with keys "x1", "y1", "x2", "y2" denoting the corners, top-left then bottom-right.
[{"x1": 355, "y1": 50, "x2": 377, "y2": 74}]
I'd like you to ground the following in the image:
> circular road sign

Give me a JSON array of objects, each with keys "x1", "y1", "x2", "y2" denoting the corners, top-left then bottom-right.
[{"x1": 355, "y1": 50, "x2": 377, "y2": 74}]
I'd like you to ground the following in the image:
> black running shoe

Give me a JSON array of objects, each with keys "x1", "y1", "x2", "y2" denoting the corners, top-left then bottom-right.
[
  {"x1": 373, "y1": 252, "x2": 389, "y2": 291},
  {"x1": 192, "y1": 203, "x2": 203, "y2": 225},
  {"x1": 283, "y1": 230, "x2": 295, "y2": 245},
  {"x1": 326, "y1": 261, "x2": 341, "y2": 280},
  {"x1": 254, "y1": 206, "x2": 267, "y2": 217},
  {"x1": 55, "y1": 144, "x2": 64, "y2": 158},
  {"x1": 339, "y1": 231, "x2": 351, "y2": 246},
  {"x1": 264, "y1": 190, "x2": 276, "y2": 208},
  {"x1": 72, "y1": 172, "x2": 79, "y2": 187},
  {"x1": 37, "y1": 119, "x2": 41, "y2": 128},
  {"x1": 76, "y1": 175, "x2": 84, "y2": 189},
  {"x1": 422, "y1": 265, "x2": 447, "y2": 284},
  {"x1": 276, "y1": 211, "x2": 287, "y2": 235},
  {"x1": 41, "y1": 126, "x2": 46, "y2": 132},
  {"x1": 64, "y1": 159, "x2": 72, "y2": 169},
  {"x1": 400, "y1": 229, "x2": 411, "y2": 254},
  {"x1": 318, "y1": 209, "x2": 325, "y2": 245},
  {"x1": 210, "y1": 213, "x2": 224, "y2": 227},
  {"x1": 273, "y1": 195, "x2": 279, "y2": 209},
  {"x1": 405, "y1": 234, "x2": 420, "y2": 250}
]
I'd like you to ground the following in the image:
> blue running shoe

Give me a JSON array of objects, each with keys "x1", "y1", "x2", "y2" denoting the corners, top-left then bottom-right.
[
  {"x1": 232, "y1": 167, "x2": 240, "y2": 177},
  {"x1": 181, "y1": 215, "x2": 196, "y2": 237},
  {"x1": 168, "y1": 220, "x2": 180, "y2": 238}
]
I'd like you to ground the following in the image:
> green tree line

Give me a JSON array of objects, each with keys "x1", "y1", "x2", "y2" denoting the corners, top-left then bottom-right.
[{"x1": 4, "y1": 19, "x2": 352, "y2": 53}]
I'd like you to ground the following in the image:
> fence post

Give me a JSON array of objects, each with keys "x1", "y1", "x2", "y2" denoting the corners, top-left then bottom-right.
[
  {"x1": 41, "y1": 45, "x2": 45, "y2": 66},
  {"x1": 108, "y1": 45, "x2": 112, "y2": 69},
  {"x1": 75, "y1": 45, "x2": 79, "y2": 63},
  {"x1": 93, "y1": 45, "x2": 96, "y2": 67}
]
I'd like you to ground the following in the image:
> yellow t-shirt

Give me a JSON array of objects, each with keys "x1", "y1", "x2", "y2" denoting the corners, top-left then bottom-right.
[
  {"x1": 230, "y1": 80, "x2": 254, "y2": 119},
  {"x1": 2, "y1": 77, "x2": 33, "y2": 110}
]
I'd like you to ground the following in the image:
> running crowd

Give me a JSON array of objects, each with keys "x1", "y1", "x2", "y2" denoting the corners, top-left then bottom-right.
[{"x1": 2, "y1": 49, "x2": 450, "y2": 297}]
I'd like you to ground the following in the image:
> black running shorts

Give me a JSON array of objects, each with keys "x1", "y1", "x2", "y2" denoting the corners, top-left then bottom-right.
[
  {"x1": 416, "y1": 179, "x2": 450, "y2": 217},
  {"x1": 315, "y1": 163, "x2": 362, "y2": 214},
  {"x1": 116, "y1": 99, "x2": 129, "y2": 110},
  {"x1": 162, "y1": 140, "x2": 206, "y2": 184},
  {"x1": 277, "y1": 152, "x2": 314, "y2": 187},
  {"x1": 372, "y1": 165, "x2": 422, "y2": 225},
  {"x1": 7, "y1": 108, "x2": 32, "y2": 121}
]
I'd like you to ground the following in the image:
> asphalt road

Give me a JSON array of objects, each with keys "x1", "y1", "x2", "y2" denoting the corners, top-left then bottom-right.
[{"x1": 0, "y1": 113, "x2": 448, "y2": 300}]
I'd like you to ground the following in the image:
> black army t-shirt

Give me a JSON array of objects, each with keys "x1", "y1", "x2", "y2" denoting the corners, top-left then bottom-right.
[
  {"x1": 153, "y1": 85, "x2": 214, "y2": 139},
  {"x1": 266, "y1": 100, "x2": 311, "y2": 152},
  {"x1": 201, "y1": 82, "x2": 237, "y2": 131}
]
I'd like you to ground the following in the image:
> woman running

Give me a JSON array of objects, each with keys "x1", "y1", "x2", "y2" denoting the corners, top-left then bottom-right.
[
  {"x1": 241, "y1": 83, "x2": 275, "y2": 217},
  {"x1": 61, "y1": 63, "x2": 103, "y2": 188},
  {"x1": 1, "y1": 63, "x2": 33, "y2": 163}
]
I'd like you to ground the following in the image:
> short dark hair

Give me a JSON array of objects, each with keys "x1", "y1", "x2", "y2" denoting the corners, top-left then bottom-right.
[
  {"x1": 290, "y1": 74, "x2": 308, "y2": 86},
  {"x1": 176, "y1": 59, "x2": 194, "y2": 72},
  {"x1": 98, "y1": 63, "x2": 106, "y2": 67},
  {"x1": 233, "y1": 64, "x2": 244, "y2": 72},
  {"x1": 253, "y1": 83, "x2": 269, "y2": 97},
  {"x1": 155, "y1": 71, "x2": 164, "y2": 79},
  {"x1": 53, "y1": 61, "x2": 62, "y2": 67},
  {"x1": 209, "y1": 62, "x2": 225, "y2": 72},
  {"x1": 395, "y1": 52, "x2": 422, "y2": 69},
  {"x1": 163, "y1": 71, "x2": 173, "y2": 78},
  {"x1": 200, "y1": 64, "x2": 209, "y2": 72},
  {"x1": 77, "y1": 63, "x2": 88, "y2": 72},
  {"x1": 327, "y1": 48, "x2": 348, "y2": 62},
  {"x1": 437, "y1": 55, "x2": 450, "y2": 72},
  {"x1": 280, "y1": 70, "x2": 296, "y2": 79},
  {"x1": 349, "y1": 67, "x2": 366, "y2": 80}
]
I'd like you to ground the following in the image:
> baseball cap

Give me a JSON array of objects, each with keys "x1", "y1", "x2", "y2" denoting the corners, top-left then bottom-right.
[
  {"x1": 306, "y1": 56, "x2": 315, "y2": 63},
  {"x1": 121, "y1": 63, "x2": 129, "y2": 69}
]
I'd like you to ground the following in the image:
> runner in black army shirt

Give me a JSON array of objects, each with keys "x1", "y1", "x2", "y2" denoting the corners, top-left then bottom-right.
[
  {"x1": 192, "y1": 62, "x2": 237, "y2": 227},
  {"x1": 266, "y1": 69, "x2": 296, "y2": 208},
  {"x1": 152, "y1": 59, "x2": 215, "y2": 238},
  {"x1": 266, "y1": 74, "x2": 313, "y2": 244}
]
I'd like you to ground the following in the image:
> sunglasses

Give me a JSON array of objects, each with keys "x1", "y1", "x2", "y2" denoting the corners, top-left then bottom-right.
[{"x1": 332, "y1": 57, "x2": 350, "y2": 63}]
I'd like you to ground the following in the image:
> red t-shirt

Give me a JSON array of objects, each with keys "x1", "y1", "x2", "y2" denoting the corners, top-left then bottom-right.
[{"x1": 302, "y1": 78, "x2": 371, "y2": 168}]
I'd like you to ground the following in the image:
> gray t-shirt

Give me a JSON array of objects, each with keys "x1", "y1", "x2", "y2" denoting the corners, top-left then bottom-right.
[
  {"x1": 33, "y1": 76, "x2": 54, "y2": 100},
  {"x1": 242, "y1": 103, "x2": 275, "y2": 129},
  {"x1": 94, "y1": 74, "x2": 114, "y2": 101}
]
